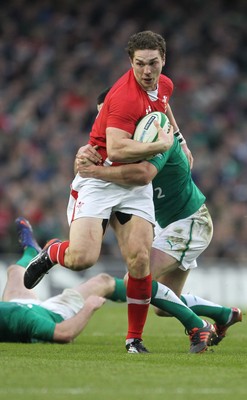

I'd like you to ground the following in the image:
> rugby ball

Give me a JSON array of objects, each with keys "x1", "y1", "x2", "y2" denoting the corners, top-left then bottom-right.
[{"x1": 133, "y1": 111, "x2": 170, "y2": 143}]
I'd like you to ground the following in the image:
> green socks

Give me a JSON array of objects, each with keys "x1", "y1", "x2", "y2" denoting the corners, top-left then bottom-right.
[
  {"x1": 181, "y1": 294, "x2": 232, "y2": 325},
  {"x1": 109, "y1": 279, "x2": 232, "y2": 327},
  {"x1": 16, "y1": 247, "x2": 39, "y2": 268},
  {"x1": 109, "y1": 278, "x2": 127, "y2": 302},
  {"x1": 109, "y1": 278, "x2": 204, "y2": 331},
  {"x1": 151, "y1": 281, "x2": 204, "y2": 330}
]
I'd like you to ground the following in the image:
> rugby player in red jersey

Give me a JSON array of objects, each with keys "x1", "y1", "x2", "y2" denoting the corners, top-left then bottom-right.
[{"x1": 25, "y1": 31, "x2": 179, "y2": 353}]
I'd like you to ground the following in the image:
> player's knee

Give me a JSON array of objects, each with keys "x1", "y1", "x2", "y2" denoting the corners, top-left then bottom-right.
[
  {"x1": 95, "y1": 273, "x2": 113, "y2": 286},
  {"x1": 127, "y1": 249, "x2": 150, "y2": 277},
  {"x1": 89, "y1": 273, "x2": 116, "y2": 297},
  {"x1": 68, "y1": 250, "x2": 98, "y2": 271},
  {"x1": 6, "y1": 265, "x2": 20, "y2": 276}
]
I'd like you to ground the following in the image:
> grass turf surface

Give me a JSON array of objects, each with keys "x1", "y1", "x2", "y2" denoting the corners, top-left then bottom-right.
[{"x1": 0, "y1": 302, "x2": 246, "y2": 400}]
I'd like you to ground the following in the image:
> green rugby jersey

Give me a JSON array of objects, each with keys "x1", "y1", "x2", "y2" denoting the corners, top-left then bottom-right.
[
  {"x1": 148, "y1": 137, "x2": 206, "y2": 228},
  {"x1": 0, "y1": 301, "x2": 63, "y2": 343}
]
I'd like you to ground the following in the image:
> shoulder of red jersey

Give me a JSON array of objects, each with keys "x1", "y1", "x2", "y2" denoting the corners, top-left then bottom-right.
[
  {"x1": 106, "y1": 70, "x2": 142, "y2": 110},
  {"x1": 102, "y1": 70, "x2": 144, "y2": 134},
  {"x1": 159, "y1": 74, "x2": 174, "y2": 95},
  {"x1": 108, "y1": 70, "x2": 138, "y2": 100}
]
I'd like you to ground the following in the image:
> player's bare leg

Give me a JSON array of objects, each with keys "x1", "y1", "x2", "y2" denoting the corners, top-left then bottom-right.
[
  {"x1": 64, "y1": 217, "x2": 105, "y2": 269},
  {"x1": 24, "y1": 217, "x2": 105, "y2": 289},
  {"x1": 73, "y1": 273, "x2": 116, "y2": 300},
  {"x1": 2, "y1": 265, "x2": 39, "y2": 301}
]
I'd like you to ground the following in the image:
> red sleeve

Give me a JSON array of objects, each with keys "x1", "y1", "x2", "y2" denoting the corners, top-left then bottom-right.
[{"x1": 106, "y1": 94, "x2": 142, "y2": 135}]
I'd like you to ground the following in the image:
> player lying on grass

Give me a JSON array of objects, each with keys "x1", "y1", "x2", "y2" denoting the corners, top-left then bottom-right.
[
  {"x1": 0, "y1": 218, "x2": 241, "y2": 351},
  {"x1": 0, "y1": 218, "x2": 109, "y2": 343}
]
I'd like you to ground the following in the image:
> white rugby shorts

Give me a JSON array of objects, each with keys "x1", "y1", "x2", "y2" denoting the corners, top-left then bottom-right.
[
  {"x1": 152, "y1": 204, "x2": 213, "y2": 271},
  {"x1": 41, "y1": 288, "x2": 84, "y2": 320},
  {"x1": 67, "y1": 174, "x2": 155, "y2": 225},
  {"x1": 11, "y1": 289, "x2": 84, "y2": 320}
]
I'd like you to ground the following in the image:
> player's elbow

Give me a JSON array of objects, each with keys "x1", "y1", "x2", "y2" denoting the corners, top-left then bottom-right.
[
  {"x1": 107, "y1": 148, "x2": 123, "y2": 162},
  {"x1": 53, "y1": 325, "x2": 74, "y2": 343},
  {"x1": 58, "y1": 334, "x2": 73, "y2": 344},
  {"x1": 133, "y1": 165, "x2": 153, "y2": 185}
]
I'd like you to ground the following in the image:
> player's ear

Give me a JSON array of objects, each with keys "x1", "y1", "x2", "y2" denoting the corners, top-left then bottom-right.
[{"x1": 162, "y1": 56, "x2": 166, "y2": 67}]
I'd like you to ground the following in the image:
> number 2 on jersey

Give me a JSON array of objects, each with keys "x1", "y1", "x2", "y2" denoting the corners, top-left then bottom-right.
[{"x1": 154, "y1": 187, "x2": 165, "y2": 199}]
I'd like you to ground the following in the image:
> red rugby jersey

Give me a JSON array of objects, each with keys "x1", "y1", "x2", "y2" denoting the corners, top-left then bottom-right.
[{"x1": 89, "y1": 69, "x2": 173, "y2": 163}]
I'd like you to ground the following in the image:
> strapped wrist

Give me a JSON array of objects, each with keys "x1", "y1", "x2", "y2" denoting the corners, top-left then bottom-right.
[{"x1": 174, "y1": 129, "x2": 186, "y2": 145}]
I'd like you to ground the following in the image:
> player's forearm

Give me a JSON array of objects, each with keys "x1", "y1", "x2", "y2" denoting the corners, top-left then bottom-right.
[
  {"x1": 167, "y1": 104, "x2": 186, "y2": 144},
  {"x1": 106, "y1": 127, "x2": 173, "y2": 163},
  {"x1": 78, "y1": 162, "x2": 156, "y2": 186},
  {"x1": 166, "y1": 104, "x2": 179, "y2": 131},
  {"x1": 53, "y1": 302, "x2": 97, "y2": 343},
  {"x1": 166, "y1": 105, "x2": 193, "y2": 167},
  {"x1": 107, "y1": 139, "x2": 171, "y2": 163}
]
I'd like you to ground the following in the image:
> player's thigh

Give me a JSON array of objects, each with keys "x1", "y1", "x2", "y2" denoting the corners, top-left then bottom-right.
[
  {"x1": 74, "y1": 273, "x2": 115, "y2": 299},
  {"x1": 3, "y1": 265, "x2": 39, "y2": 301},
  {"x1": 68, "y1": 217, "x2": 104, "y2": 267},
  {"x1": 111, "y1": 214, "x2": 154, "y2": 277},
  {"x1": 111, "y1": 214, "x2": 154, "y2": 258},
  {"x1": 150, "y1": 247, "x2": 180, "y2": 280}
]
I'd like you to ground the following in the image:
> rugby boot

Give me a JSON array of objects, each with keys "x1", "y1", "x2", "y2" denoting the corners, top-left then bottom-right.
[
  {"x1": 188, "y1": 320, "x2": 217, "y2": 353},
  {"x1": 24, "y1": 239, "x2": 61, "y2": 289},
  {"x1": 211, "y1": 307, "x2": 242, "y2": 346}
]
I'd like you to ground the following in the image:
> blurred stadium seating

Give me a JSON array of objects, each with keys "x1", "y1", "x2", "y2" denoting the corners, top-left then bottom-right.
[{"x1": 0, "y1": 0, "x2": 246, "y2": 267}]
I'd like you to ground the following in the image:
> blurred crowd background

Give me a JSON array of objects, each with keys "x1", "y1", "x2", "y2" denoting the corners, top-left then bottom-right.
[{"x1": 0, "y1": 0, "x2": 246, "y2": 264}]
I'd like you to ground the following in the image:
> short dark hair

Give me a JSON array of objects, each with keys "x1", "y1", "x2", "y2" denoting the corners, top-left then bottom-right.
[
  {"x1": 127, "y1": 31, "x2": 166, "y2": 60},
  {"x1": 97, "y1": 87, "x2": 111, "y2": 105}
]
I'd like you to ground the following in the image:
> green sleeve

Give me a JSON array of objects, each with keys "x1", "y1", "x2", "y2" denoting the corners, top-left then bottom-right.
[
  {"x1": 148, "y1": 137, "x2": 178, "y2": 172},
  {"x1": 25, "y1": 306, "x2": 64, "y2": 343},
  {"x1": 26, "y1": 313, "x2": 56, "y2": 342},
  {"x1": 147, "y1": 151, "x2": 170, "y2": 172}
]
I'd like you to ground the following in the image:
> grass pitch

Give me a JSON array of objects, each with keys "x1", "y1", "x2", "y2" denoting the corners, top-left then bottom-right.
[{"x1": 0, "y1": 302, "x2": 246, "y2": 400}]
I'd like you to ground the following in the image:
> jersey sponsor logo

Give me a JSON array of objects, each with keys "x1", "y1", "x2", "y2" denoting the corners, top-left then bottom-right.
[
  {"x1": 162, "y1": 96, "x2": 168, "y2": 112},
  {"x1": 167, "y1": 239, "x2": 173, "y2": 249},
  {"x1": 15, "y1": 302, "x2": 33, "y2": 308},
  {"x1": 145, "y1": 106, "x2": 152, "y2": 114},
  {"x1": 143, "y1": 115, "x2": 156, "y2": 131}
]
